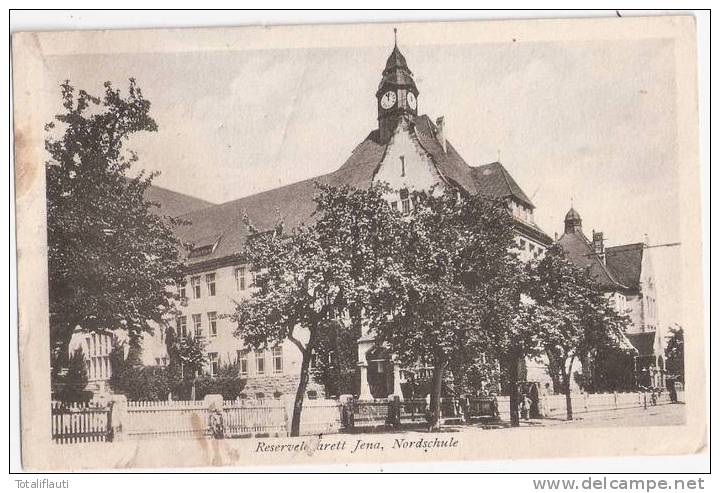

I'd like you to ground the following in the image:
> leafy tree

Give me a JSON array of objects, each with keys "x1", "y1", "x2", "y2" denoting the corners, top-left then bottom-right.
[
  {"x1": 45, "y1": 79, "x2": 185, "y2": 374},
  {"x1": 483, "y1": 296, "x2": 551, "y2": 426},
  {"x1": 54, "y1": 347, "x2": 90, "y2": 403},
  {"x1": 665, "y1": 324, "x2": 684, "y2": 383},
  {"x1": 231, "y1": 221, "x2": 327, "y2": 436},
  {"x1": 231, "y1": 183, "x2": 402, "y2": 436},
  {"x1": 579, "y1": 342, "x2": 637, "y2": 392},
  {"x1": 108, "y1": 338, "x2": 173, "y2": 401},
  {"x1": 366, "y1": 189, "x2": 524, "y2": 429},
  {"x1": 311, "y1": 319, "x2": 360, "y2": 397},
  {"x1": 529, "y1": 245, "x2": 630, "y2": 420}
]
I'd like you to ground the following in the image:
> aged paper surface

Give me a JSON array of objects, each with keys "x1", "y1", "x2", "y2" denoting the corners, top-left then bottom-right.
[{"x1": 12, "y1": 16, "x2": 704, "y2": 471}]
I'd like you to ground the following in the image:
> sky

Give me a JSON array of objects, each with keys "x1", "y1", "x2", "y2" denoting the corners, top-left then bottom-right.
[{"x1": 42, "y1": 36, "x2": 685, "y2": 331}]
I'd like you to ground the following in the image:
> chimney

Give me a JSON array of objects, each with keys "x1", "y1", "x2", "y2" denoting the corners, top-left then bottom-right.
[
  {"x1": 435, "y1": 116, "x2": 446, "y2": 152},
  {"x1": 592, "y1": 230, "x2": 606, "y2": 264}
]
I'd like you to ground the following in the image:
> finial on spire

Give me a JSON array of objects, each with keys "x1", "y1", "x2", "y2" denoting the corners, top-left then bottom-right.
[{"x1": 393, "y1": 28, "x2": 398, "y2": 47}]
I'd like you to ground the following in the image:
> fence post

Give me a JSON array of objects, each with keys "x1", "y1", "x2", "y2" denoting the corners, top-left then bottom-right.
[
  {"x1": 110, "y1": 395, "x2": 127, "y2": 442},
  {"x1": 339, "y1": 394, "x2": 354, "y2": 432}
]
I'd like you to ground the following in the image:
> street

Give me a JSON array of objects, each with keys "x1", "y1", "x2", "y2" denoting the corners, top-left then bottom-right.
[{"x1": 538, "y1": 403, "x2": 686, "y2": 428}]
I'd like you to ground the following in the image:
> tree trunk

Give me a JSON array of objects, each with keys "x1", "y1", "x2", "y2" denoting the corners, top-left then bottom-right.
[
  {"x1": 290, "y1": 348, "x2": 312, "y2": 437},
  {"x1": 428, "y1": 360, "x2": 447, "y2": 431},
  {"x1": 508, "y1": 354, "x2": 520, "y2": 427},
  {"x1": 562, "y1": 357, "x2": 574, "y2": 420}
]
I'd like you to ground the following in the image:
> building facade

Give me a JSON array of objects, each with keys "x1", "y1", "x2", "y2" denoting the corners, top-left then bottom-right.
[
  {"x1": 557, "y1": 207, "x2": 665, "y2": 389},
  {"x1": 71, "y1": 40, "x2": 554, "y2": 400}
]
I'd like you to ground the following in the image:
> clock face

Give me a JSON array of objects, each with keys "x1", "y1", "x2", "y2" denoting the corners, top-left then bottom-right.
[
  {"x1": 380, "y1": 91, "x2": 397, "y2": 109},
  {"x1": 406, "y1": 92, "x2": 417, "y2": 110}
]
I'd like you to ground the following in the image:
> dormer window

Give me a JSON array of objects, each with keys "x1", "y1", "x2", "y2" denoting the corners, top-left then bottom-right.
[{"x1": 187, "y1": 235, "x2": 221, "y2": 259}]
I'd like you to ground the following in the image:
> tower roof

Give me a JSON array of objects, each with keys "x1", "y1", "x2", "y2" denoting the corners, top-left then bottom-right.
[
  {"x1": 564, "y1": 207, "x2": 582, "y2": 233},
  {"x1": 565, "y1": 207, "x2": 581, "y2": 223},
  {"x1": 377, "y1": 42, "x2": 418, "y2": 95},
  {"x1": 384, "y1": 45, "x2": 410, "y2": 74}
]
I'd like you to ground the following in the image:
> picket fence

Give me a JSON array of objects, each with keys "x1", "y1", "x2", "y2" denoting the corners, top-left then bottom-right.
[
  {"x1": 51, "y1": 390, "x2": 675, "y2": 442},
  {"x1": 125, "y1": 400, "x2": 209, "y2": 440},
  {"x1": 122, "y1": 398, "x2": 342, "y2": 440},
  {"x1": 540, "y1": 391, "x2": 672, "y2": 419},
  {"x1": 51, "y1": 402, "x2": 112, "y2": 444}
]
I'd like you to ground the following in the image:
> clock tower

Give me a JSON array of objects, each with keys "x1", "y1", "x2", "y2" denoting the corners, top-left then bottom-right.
[{"x1": 377, "y1": 31, "x2": 419, "y2": 139}]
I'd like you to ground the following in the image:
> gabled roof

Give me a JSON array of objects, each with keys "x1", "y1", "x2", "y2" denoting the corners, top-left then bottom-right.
[
  {"x1": 626, "y1": 331, "x2": 656, "y2": 357},
  {"x1": 557, "y1": 228, "x2": 628, "y2": 292},
  {"x1": 470, "y1": 162, "x2": 534, "y2": 207},
  {"x1": 144, "y1": 182, "x2": 215, "y2": 217},
  {"x1": 172, "y1": 117, "x2": 548, "y2": 266},
  {"x1": 412, "y1": 115, "x2": 478, "y2": 194},
  {"x1": 606, "y1": 243, "x2": 644, "y2": 291}
]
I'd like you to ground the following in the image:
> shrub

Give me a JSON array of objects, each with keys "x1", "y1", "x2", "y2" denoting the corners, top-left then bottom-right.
[{"x1": 53, "y1": 347, "x2": 92, "y2": 403}]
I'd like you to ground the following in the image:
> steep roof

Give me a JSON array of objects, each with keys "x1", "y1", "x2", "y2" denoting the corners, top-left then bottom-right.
[
  {"x1": 144, "y1": 183, "x2": 215, "y2": 217},
  {"x1": 377, "y1": 44, "x2": 418, "y2": 95},
  {"x1": 556, "y1": 228, "x2": 628, "y2": 292},
  {"x1": 606, "y1": 243, "x2": 644, "y2": 291},
  {"x1": 412, "y1": 115, "x2": 478, "y2": 194},
  {"x1": 470, "y1": 162, "x2": 534, "y2": 207},
  {"x1": 626, "y1": 331, "x2": 656, "y2": 357},
  {"x1": 174, "y1": 117, "x2": 547, "y2": 266},
  {"x1": 175, "y1": 130, "x2": 386, "y2": 265}
]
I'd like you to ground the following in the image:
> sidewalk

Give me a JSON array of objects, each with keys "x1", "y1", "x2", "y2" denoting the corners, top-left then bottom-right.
[{"x1": 473, "y1": 403, "x2": 686, "y2": 430}]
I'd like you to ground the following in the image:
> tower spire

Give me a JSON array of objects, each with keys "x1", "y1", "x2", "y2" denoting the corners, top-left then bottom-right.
[{"x1": 376, "y1": 32, "x2": 419, "y2": 137}]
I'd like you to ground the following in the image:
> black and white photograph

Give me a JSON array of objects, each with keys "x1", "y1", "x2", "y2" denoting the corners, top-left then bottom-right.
[{"x1": 10, "y1": 12, "x2": 707, "y2": 472}]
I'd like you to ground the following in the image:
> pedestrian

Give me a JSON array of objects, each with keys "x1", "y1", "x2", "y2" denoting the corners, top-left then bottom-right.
[
  {"x1": 520, "y1": 393, "x2": 531, "y2": 420},
  {"x1": 208, "y1": 403, "x2": 225, "y2": 439},
  {"x1": 490, "y1": 392, "x2": 499, "y2": 419}
]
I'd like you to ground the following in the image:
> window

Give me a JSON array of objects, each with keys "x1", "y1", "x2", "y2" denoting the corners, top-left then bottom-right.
[
  {"x1": 390, "y1": 201, "x2": 398, "y2": 210},
  {"x1": 235, "y1": 266, "x2": 246, "y2": 291},
  {"x1": 255, "y1": 350, "x2": 265, "y2": 375},
  {"x1": 519, "y1": 239, "x2": 527, "y2": 249},
  {"x1": 238, "y1": 351, "x2": 248, "y2": 377},
  {"x1": 192, "y1": 313, "x2": 202, "y2": 337},
  {"x1": 191, "y1": 276, "x2": 201, "y2": 299},
  {"x1": 177, "y1": 316, "x2": 187, "y2": 338},
  {"x1": 179, "y1": 283, "x2": 186, "y2": 300},
  {"x1": 272, "y1": 346, "x2": 283, "y2": 374},
  {"x1": 250, "y1": 271, "x2": 257, "y2": 287},
  {"x1": 208, "y1": 352, "x2": 219, "y2": 377},
  {"x1": 400, "y1": 189, "x2": 410, "y2": 214},
  {"x1": 400, "y1": 155, "x2": 406, "y2": 177},
  {"x1": 208, "y1": 312, "x2": 218, "y2": 337},
  {"x1": 307, "y1": 390, "x2": 318, "y2": 400},
  {"x1": 205, "y1": 273, "x2": 216, "y2": 297}
]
